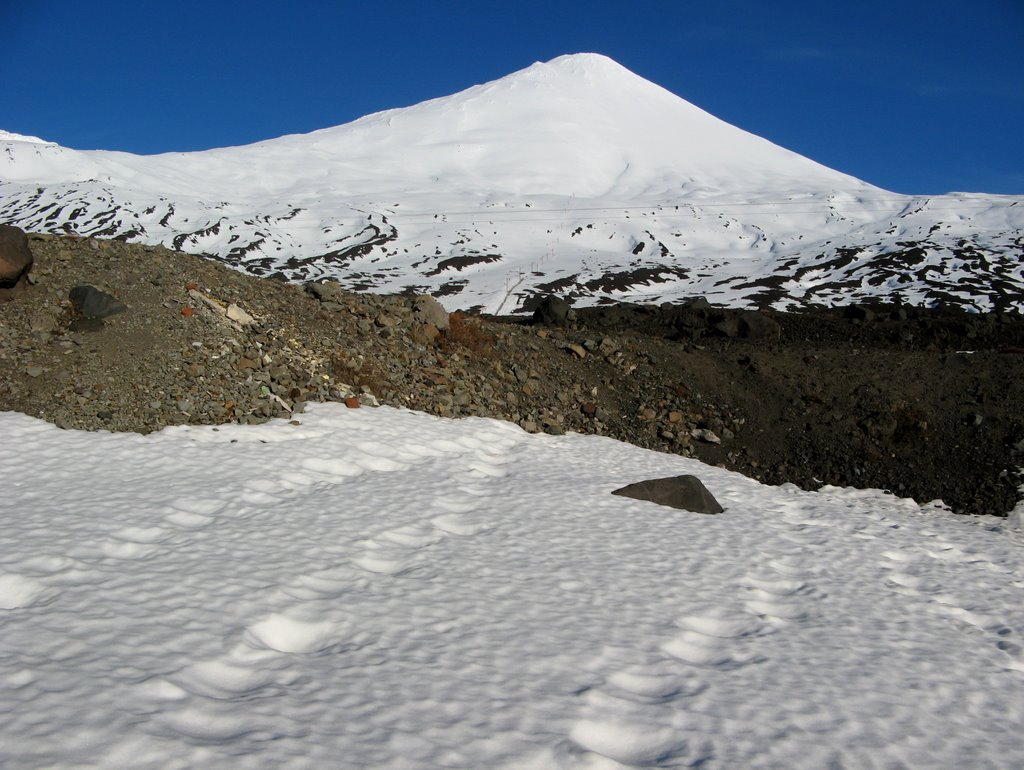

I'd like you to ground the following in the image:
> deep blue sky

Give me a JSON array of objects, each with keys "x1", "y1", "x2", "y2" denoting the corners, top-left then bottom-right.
[{"x1": 3, "y1": 0, "x2": 1022, "y2": 195}]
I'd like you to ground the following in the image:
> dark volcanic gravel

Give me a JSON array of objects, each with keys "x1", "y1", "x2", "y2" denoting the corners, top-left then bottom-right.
[{"x1": 2, "y1": 233, "x2": 1023, "y2": 516}]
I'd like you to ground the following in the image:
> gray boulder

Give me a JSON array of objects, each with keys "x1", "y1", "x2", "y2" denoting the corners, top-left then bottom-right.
[
  {"x1": 305, "y1": 280, "x2": 345, "y2": 304},
  {"x1": 413, "y1": 295, "x2": 449, "y2": 332},
  {"x1": 611, "y1": 475, "x2": 724, "y2": 514}
]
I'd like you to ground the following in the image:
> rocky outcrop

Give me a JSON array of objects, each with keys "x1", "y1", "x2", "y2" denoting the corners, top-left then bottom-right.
[{"x1": 413, "y1": 295, "x2": 449, "y2": 332}]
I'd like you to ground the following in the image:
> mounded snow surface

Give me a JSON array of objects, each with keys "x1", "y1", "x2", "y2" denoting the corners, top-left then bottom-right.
[
  {"x1": 3, "y1": 54, "x2": 1022, "y2": 312},
  {"x1": 1, "y1": 403, "x2": 1022, "y2": 768}
]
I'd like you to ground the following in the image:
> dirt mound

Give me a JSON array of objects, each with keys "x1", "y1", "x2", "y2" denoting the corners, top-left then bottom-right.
[{"x1": 2, "y1": 233, "x2": 1022, "y2": 516}]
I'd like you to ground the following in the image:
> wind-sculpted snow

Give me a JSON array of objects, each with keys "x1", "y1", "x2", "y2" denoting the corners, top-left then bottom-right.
[
  {"x1": 1, "y1": 403, "x2": 1023, "y2": 768},
  {"x1": 2, "y1": 54, "x2": 1022, "y2": 312}
]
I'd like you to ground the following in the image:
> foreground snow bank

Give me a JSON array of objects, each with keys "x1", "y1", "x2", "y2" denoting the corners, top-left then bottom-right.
[{"x1": 1, "y1": 404, "x2": 1022, "y2": 768}]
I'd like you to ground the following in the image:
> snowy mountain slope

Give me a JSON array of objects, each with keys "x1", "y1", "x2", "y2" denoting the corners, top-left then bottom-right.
[
  {"x1": 2, "y1": 54, "x2": 1022, "y2": 312},
  {"x1": 1, "y1": 403, "x2": 1023, "y2": 768}
]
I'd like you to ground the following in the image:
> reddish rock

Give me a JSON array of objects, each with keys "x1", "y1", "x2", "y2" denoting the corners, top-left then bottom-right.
[
  {"x1": 344, "y1": 396, "x2": 361, "y2": 409},
  {"x1": 0, "y1": 224, "x2": 33, "y2": 301}
]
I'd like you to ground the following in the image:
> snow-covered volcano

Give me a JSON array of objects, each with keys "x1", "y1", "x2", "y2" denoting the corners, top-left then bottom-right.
[{"x1": 2, "y1": 54, "x2": 1022, "y2": 312}]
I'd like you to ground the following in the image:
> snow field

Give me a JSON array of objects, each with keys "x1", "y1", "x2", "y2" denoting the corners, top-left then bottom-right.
[{"x1": 1, "y1": 403, "x2": 1023, "y2": 768}]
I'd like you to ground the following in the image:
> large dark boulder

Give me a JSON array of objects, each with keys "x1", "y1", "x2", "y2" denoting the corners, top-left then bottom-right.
[
  {"x1": 0, "y1": 224, "x2": 33, "y2": 301},
  {"x1": 611, "y1": 475, "x2": 724, "y2": 513},
  {"x1": 532, "y1": 295, "x2": 573, "y2": 326},
  {"x1": 69, "y1": 285, "x2": 127, "y2": 318}
]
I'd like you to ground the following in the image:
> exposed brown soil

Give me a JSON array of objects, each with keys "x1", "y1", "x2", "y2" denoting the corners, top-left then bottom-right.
[{"x1": 2, "y1": 233, "x2": 1022, "y2": 517}]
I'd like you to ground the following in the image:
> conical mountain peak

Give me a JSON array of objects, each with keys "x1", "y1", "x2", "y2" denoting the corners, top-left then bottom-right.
[
  {"x1": 282, "y1": 53, "x2": 872, "y2": 199},
  {"x1": 6, "y1": 55, "x2": 1016, "y2": 315},
  {"x1": 1, "y1": 54, "x2": 871, "y2": 199},
  {"x1": 513, "y1": 52, "x2": 641, "y2": 82}
]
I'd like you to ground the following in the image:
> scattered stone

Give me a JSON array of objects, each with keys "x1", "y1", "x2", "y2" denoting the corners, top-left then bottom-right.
[
  {"x1": 29, "y1": 312, "x2": 59, "y2": 334},
  {"x1": 344, "y1": 396, "x2": 361, "y2": 408},
  {"x1": 691, "y1": 428, "x2": 721, "y2": 444},
  {"x1": 410, "y1": 322, "x2": 440, "y2": 346},
  {"x1": 565, "y1": 343, "x2": 587, "y2": 359},
  {"x1": 225, "y1": 303, "x2": 255, "y2": 326},
  {"x1": 611, "y1": 475, "x2": 724, "y2": 514}
]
